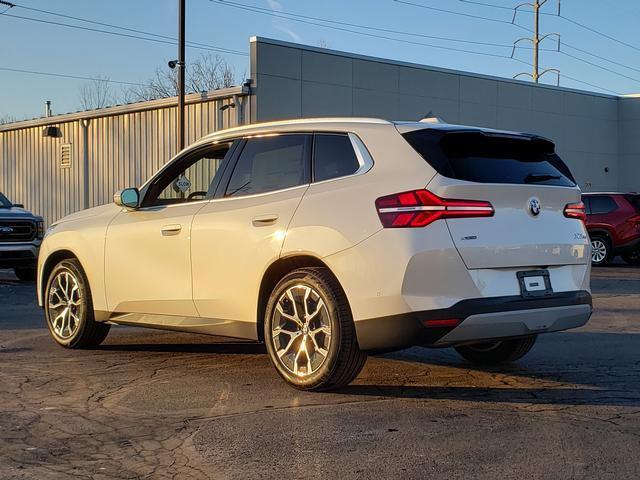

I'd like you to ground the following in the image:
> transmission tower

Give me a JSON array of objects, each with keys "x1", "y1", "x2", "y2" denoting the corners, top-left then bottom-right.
[{"x1": 512, "y1": 0, "x2": 561, "y2": 84}]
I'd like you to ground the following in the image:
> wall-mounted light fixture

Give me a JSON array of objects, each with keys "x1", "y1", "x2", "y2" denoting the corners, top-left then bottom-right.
[{"x1": 42, "y1": 126, "x2": 62, "y2": 138}]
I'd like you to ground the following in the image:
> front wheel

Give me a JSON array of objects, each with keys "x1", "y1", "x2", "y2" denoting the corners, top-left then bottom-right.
[
  {"x1": 454, "y1": 336, "x2": 537, "y2": 365},
  {"x1": 264, "y1": 267, "x2": 367, "y2": 391},
  {"x1": 44, "y1": 258, "x2": 110, "y2": 348},
  {"x1": 622, "y1": 250, "x2": 640, "y2": 265}
]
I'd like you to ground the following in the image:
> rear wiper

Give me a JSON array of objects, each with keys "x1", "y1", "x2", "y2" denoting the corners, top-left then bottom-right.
[{"x1": 524, "y1": 173, "x2": 561, "y2": 183}]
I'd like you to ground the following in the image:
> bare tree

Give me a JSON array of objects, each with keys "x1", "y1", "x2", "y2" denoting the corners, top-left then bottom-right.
[
  {"x1": 78, "y1": 76, "x2": 116, "y2": 110},
  {"x1": 0, "y1": 114, "x2": 17, "y2": 125},
  {"x1": 126, "y1": 54, "x2": 238, "y2": 102}
]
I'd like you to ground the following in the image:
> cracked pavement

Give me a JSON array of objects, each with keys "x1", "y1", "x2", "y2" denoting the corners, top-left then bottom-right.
[{"x1": 1, "y1": 264, "x2": 639, "y2": 479}]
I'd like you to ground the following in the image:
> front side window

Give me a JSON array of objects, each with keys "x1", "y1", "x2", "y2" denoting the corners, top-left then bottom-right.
[
  {"x1": 589, "y1": 196, "x2": 618, "y2": 214},
  {"x1": 225, "y1": 134, "x2": 311, "y2": 197},
  {"x1": 313, "y1": 134, "x2": 360, "y2": 182},
  {"x1": 143, "y1": 142, "x2": 235, "y2": 207}
]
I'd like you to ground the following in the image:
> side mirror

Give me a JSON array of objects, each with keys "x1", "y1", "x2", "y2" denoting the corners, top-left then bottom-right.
[
  {"x1": 13, "y1": 203, "x2": 24, "y2": 208},
  {"x1": 114, "y1": 188, "x2": 140, "y2": 210}
]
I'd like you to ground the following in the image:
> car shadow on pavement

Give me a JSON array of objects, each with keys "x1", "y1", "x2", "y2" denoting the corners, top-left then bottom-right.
[
  {"x1": 97, "y1": 341, "x2": 267, "y2": 355},
  {"x1": 338, "y1": 331, "x2": 640, "y2": 407},
  {"x1": 337, "y1": 384, "x2": 640, "y2": 407}
]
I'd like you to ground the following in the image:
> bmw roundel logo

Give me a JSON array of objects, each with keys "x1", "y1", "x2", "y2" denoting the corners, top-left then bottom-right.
[{"x1": 528, "y1": 197, "x2": 541, "y2": 217}]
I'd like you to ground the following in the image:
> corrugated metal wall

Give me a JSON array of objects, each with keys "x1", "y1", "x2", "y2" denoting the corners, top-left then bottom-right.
[{"x1": 0, "y1": 88, "x2": 249, "y2": 225}]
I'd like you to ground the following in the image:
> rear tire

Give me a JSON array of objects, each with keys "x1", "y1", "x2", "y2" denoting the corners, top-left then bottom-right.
[
  {"x1": 590, "y1": 236, "x2": 611, "y2": 266},
  {"x1": 622, "y1": 250, "x2": 640, "y2": 266},
  {"x1": 14, "y1": 267, "x2": 36, "y2": 282},
  {"x1": 454, "y1": 336, "x2": 537, "y2": 365},
  {"x1": 44, "y1": 258, "x2": 110, "y2": 348},
  {"x1": 264, "y1": 267, "x2": 367, "y2": 391}
]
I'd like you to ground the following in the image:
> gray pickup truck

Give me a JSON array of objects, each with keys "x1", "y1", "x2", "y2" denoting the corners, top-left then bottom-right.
[{"x1": 0, "y1": 192, "x2": 43, "y2": 281}]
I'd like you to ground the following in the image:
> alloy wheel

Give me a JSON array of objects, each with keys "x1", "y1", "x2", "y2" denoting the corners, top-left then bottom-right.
[
  {"x1": 591, "y1": 239, "x2": 607, "y2": 264},
  {"x1": 48, "y1": 269, "x2": 83, "y2": 339},
  {"x1": 270, "y1": 284, "x2": 332, "y2": 377}
]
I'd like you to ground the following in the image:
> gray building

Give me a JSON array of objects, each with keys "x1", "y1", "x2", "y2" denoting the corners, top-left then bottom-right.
[{"x1": 1, "y1": 36, "x2": 638, "y2": 224}]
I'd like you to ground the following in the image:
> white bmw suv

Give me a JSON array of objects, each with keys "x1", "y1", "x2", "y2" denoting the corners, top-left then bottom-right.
[{"x1": 38, "y1": 118, "x2": 592, "y2": 390}]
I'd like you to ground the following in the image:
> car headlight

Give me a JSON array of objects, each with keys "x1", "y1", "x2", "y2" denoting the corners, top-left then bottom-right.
[{"x1": 36, "y1": 220, "x2": 45, "y2": 239}]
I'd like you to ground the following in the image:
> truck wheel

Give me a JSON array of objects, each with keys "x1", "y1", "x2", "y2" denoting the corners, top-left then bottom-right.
[
  {"x1": 454, "y1": 336, "x2": 537, "y2": 365},
  {"x1": 14, "y1": 267, "x2": 36, "y2": 282},
  {"x1": 590, "y1": 236, "x2": 611, "y2": 266},
  {"x1": 622, "y1": 250, "x2": 640, "y2": 266},
  {"x1": 264, "y1": 267, "x2": 367, "y2": 391},
  {"x1": 44, "y1": 258, "x2": 110, "y2": 348}
]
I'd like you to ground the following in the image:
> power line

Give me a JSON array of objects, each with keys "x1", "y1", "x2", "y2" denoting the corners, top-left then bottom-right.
[
  {"x1": 513, "y1": 58, "x2": 620, "y2": 94},
  {"x1": 457, "y1": 0, "x2": 640, "y2": 54},
  {"x1": 215, "y1": 0, "x2": 621, "y2": 93},
  {"x1": 459, "y1": 0, "x2": 556, "y2": 15},
  {"x1": 394, "y1": 0, "x2": 639, "y2": 87},
  {"x1": 562, "y1": 42, "x2": 640, "y2": 75},
  {"x1": 0, "y1": 67, "x2": 145, "y2": 86},
  {"x1": 392, "y1": 0, "x2": 529, "y2": 30},
  {"x1": 1, "y1": 11, "x2": 248, "y2": 56},
  {"x1": 0, "y1": 0, "x2": 13, "y2": 14},
  {"x1": 10, "y1": 2, "x2": 247, "y2": 56},
  {"x1": 214, "y1": 0, "x2": 528, "y2": 50},
  {"x1": 211, "y1": 0, "x2": 519, "y2": 59},
  {"x1": 559, "y1": 14, "x2": 640, "y2": 54},
  {"x1": 559, "y1": 50, "x2": 640, "y2": 84}
]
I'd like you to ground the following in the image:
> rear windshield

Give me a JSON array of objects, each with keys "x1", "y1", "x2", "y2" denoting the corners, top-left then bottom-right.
[{"x1": 402, "y1": 129, "x2": 576, "y2": 187}]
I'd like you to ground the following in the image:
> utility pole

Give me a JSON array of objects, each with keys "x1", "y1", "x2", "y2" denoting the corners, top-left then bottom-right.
[
  {"x1": 512, "y1": 0, "x2": 561, "y2": 84},
  {"x1": 178, "y1": 0, "x2": 186, "y2": 151},
  {"x1": 533, "y1": 0, "x2": 541, "y2": 82}
]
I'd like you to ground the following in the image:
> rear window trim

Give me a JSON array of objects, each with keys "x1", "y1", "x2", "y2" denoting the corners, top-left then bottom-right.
[
  {"x1": 310, "y1": 131, "x2": 374, "y2": 186},
  {"x1": 402, "y1": 128, "x2": 576, "y2": 187}
]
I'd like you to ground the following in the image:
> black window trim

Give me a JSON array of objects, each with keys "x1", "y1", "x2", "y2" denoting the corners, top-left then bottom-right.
[
  {"x1": 139, "y1": 140, "x2": 240, "y2": 209},
  {"x1": 402, "y1": 128, "x2": 576, "y2": 187},
  {"x1": 310, "y1": 131, "x2": 374, "y2": 185},
  {"x1": 218, "y1": 132, "x2": 313, "y2": 200}
]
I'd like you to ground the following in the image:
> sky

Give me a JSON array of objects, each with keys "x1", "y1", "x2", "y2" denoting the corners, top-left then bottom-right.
[{"x1": 1, "y1": 0, "x2": 640, "y2": 120}]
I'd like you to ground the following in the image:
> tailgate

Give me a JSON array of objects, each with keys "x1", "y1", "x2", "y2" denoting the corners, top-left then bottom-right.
[{"x1": 429, "y1": 176, "x2": 589, "y2": 269}]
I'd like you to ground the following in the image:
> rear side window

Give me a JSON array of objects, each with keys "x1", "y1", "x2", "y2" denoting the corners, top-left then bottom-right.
[
  {"x1": 313, "y1": 134, "x2": 360, "y2": 182},
  {"x1": 589, "y1": 196, "x2": 618, "y2": 214},
  {"x1": 402, "y1": 130, "x2": 575, "y2": 187},
  {"x1": 225, "y1": 134, "x2": 311, "y2": 197},
  {"x1": 626, "y1": 194, "x2": 640, "y2": 211}
]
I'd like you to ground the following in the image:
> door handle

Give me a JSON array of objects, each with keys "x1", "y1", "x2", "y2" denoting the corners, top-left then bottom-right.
[
  {"x1": 161, "y1": 224, "x2": 182, "y2": 235},
  {"x1": 252, "y1": 214, "x2": 279, "y2": 227}
]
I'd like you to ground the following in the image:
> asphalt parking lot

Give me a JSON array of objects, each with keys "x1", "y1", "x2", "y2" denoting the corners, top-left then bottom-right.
[{"x1": 1, "y1": 265, "x2": 639, "y2": 480}]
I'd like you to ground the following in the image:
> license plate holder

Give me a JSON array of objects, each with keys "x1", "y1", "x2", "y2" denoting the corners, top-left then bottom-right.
[{"x1": 517, "y1": 269, "x2": 553, "y2": 298}]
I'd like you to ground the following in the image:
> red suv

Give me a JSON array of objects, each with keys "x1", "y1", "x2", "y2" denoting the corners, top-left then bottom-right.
[{"x1": 582, "y1": 193, "x2": 640, "y2": 265}]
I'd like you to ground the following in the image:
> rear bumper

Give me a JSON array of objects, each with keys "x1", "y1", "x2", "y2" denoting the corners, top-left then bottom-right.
[
  {"x1": 355, "y1": 290, "x2": 592, "y2": 351},
  {"x1": 0, "y1": 244, "x2": 39, "y2": 269}
]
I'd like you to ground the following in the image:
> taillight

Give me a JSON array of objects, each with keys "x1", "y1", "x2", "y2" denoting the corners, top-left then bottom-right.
[
  {"x1": 564, "y1": 202, "x2": 586, "y2": 222},
  {"x1": 375, "y1": 189, "x2": 494, "y2": 228}
]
